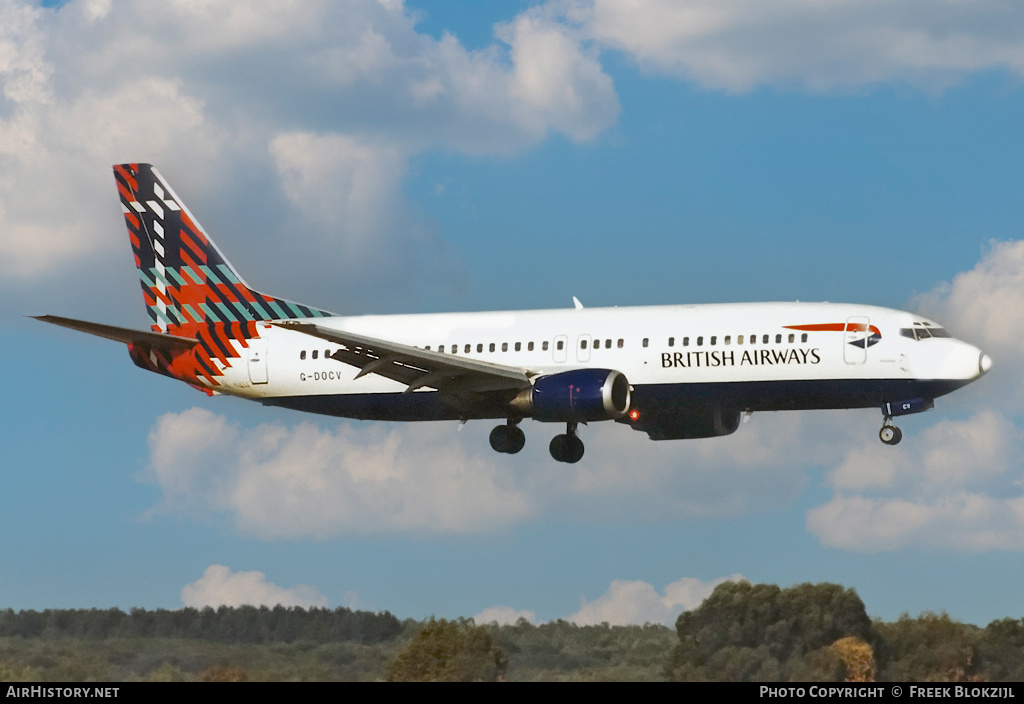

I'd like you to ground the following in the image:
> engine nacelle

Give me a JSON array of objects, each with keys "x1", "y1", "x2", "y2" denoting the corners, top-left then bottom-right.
[
  {"x1": 513, "y1": 369, "x2": 631, "y2": 422},
  {"x1": 640, "y1": 407, "x2": 741, "y2": 441}
]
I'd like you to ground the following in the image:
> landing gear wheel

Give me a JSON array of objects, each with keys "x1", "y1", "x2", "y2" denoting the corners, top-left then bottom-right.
[
  {"x1": 490, "y1": 422, "x2": 526, "y2": 454},
  {"x1": 549, "y1": 432, "x2": 584, "y2": 463},
  {"x1": 489, "y1": 426, "x2": 510, "y2": 453},
  {"x1": 879, "y1": 425, "x2": 903, "y2": 445},
  {"x1": 506, "y1": 426, "x2": 525, "y2": 454},
  {"x1": 565, "y1": 435, "x2": 584, "y2": 463}
]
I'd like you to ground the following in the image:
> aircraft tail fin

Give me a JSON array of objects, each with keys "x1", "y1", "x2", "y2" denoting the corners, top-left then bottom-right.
[{"x1": 114, "y1": 163, "x2": 333, "y2": 338}]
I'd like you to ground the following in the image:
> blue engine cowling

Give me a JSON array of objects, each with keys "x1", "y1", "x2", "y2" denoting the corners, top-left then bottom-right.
[{"x1": 530, "y1": 369, "x2": 631, "y2": 422}]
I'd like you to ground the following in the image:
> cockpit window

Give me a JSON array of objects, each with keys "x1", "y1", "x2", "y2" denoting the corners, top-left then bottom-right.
[{"x1": 900, "y1": 326, "x2": 951, "y2": 341}]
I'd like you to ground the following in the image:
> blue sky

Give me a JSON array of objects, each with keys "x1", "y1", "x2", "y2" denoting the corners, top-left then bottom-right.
[{"x1": 4, "y1": 0, "x2": 1024, "y2": 627}]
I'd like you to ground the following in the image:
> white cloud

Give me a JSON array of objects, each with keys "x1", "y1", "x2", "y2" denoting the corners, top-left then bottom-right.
[
  {"x1": 146, "y1": 408, "x2": 532, "y2": 537},
  {"x1": 144, "y1": 404, "x2": 863, "y2": 537},
  {"x1": 181, "y1": 564, "x2": 329, "y2": 608},
  {"x1": 808, "y1": 410, "x2": 1024, "y2": 552},
  {"x1": 808, "y1": 492, "x2": 1024, "y2": 553},
  {"x1": 269, "y1": 132, "x2": 409, "y2": 252},
  {"x1": 473, "y1": 606, "x2": 537, "y2": 626},
  {"x1": 497, "y1": 6, "x2": 618, "y2": 142},
  {"x1": 914, "y1": 240, "x2": 1024, "y2": 409},
  {"x1": 567, "y1": 574, "x2": 745, "y2": 626},
  {"x1": 567, "y1": 0, "x2": 1024, "y2": 92},
  {"x1": 826, "y1": 410, "x2": 1020, "y2": 493},
  {"x1": 0, "y1": 0, "x2": 618, "y2": 291}
]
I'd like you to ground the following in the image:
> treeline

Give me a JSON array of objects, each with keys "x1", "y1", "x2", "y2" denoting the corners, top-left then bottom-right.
[
  {"x1": 2, "y1": 584, "x2": 1024, "y2": 681},
  {"x1": 0, "y1": 605, "x2": 402, "y2": 645}
]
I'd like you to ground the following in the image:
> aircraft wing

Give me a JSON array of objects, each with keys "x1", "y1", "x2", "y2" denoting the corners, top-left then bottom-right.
[
  {"x1": 273, "y1": 321, "x2": 535, "y2": 396},
  {"x1": 33, "y1": 315, "x2": 198, "y2": 351}
]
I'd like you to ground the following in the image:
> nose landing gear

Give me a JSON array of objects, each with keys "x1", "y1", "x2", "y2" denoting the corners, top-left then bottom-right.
[
  {"x1": 489, "y1": 419, "x2": 526, "y2": 454},
  {"x1": 549, "y1": 422, "x2": 585, "y2": 463},
  {"x1": 879, "y1": 419, "x2": 903, "y2": 445}
]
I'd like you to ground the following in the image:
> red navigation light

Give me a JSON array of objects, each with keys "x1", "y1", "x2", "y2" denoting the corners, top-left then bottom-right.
[{"x1": 629, "y1": 409, "x2": 640, "y2": 421}]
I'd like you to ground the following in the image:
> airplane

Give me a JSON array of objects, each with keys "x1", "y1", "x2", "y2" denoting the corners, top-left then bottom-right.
[{"x1": 36, "y1": 163, "x2": 992, "y2": 463}]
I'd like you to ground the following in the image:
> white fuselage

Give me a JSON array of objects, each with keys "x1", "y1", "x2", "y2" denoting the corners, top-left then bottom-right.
[{"x1": 211, "y1": 301, "x2": 987, "y2": 424}]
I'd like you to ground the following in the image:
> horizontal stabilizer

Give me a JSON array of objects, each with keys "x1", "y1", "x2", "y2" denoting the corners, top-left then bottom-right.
[{"x1": 32, "y1": 315, "x2": 197, "y2": 351}]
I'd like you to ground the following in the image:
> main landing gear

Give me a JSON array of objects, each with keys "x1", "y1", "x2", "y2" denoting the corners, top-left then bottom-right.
[
  {"x1": 489, "y1": 420, "x2": 526, "y2": 454},
  {"x1": 549, "y1": 422, "x2": 584, "y2": 464},
  {"x1": 489, "y1": 420, "x2": 585, "y2": 463},
  {"x1": 879, "y1": 418, "x2": 903, "y2": 446}
]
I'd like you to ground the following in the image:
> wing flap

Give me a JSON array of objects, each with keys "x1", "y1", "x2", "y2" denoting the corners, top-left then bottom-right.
[{"x1": 274, "y1": 320, "x2": 534, "y2": 394}]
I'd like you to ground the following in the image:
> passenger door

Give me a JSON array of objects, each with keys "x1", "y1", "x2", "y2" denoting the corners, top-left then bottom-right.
[{"x1": 843, "y1": 316, "x2": 870, "y2": 365}]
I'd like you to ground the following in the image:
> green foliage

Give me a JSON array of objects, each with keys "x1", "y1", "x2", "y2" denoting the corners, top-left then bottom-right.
[
  {"x1": 976, "y1": 618, "x2": 1024, "y2": 681},
  {"x1": 0, "y1": 637, "x2": 402, "y2": 682},
  {"x1": 491, "y1": 620, "x2": 675, "y2": 681},
  {"x1": 0, "y1": 606, "x2": 401, "y2": 645},
  {"x1": 387, "y1": 618, "x2": 505, "y2": 682},
  {"x1": 666, "y1": 581, "x2": 878, "y2": 682},
  {"x1": 1, "y1": 586, "x2": 1022, "y2": 682},
  {"x1": 876, "y1": 612, "x2": 981, "y2": 682}
]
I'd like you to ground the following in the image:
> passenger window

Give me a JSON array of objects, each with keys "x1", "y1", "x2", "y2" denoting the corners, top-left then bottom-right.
[
  {"x1": 683, "y1": 337, "x2": 689, "y2": 347},
  {"x1": 605, "y1": 339, "x2": 611, "y2": 349},
  {"x1": 502, "y1": 342, "x2": 508, "y2": 352},
  {"x1": 325, "y1": 349, "x2": 330, "y2": 359},
  {"x1": 763, "y1": 335, "x2": 769, "y2": 344},
  {"x1": 801, "y1": 333, "x2": 807, "y2": 343},
  {"x1": 668, "y1": 337, "x2": 675, "y2": 347},
  {"x1": 697, "y1": 336, "x2": 704, "y2": 346},
  {"x1": 464, "y1": 344, "x2": 470, "y2": 353},
  {"x1": 724, "y1": 336, "x2": 731, "y2": 345},
  {"x1": 617, "y1": 339, "x2": 623, "y2": 348},
  {"x1": 528, "y1": 341, "x2": 534, "y2": 351},
  {"x1": 775, "y1": 334, "x2": 782, "y2": 343},
  {"x1": 737, "y1": 335, "x2": 744, "y2": 344},
  {"x1": 557, "y1": 340, "x2": 564, "y2": 351},
  {"x1": 438, "y1": 346, "x2": 444, "y2": 353},
  {"x1": 581, "y1": 339, "x2": 588, "y2": 349},
  {"x1": 300, "y1": 350, "x2": 306, "y2": 360},
  {"x1": 710, "y1": 336, "x2": 717, "y2": 345},
  {"x1": 543, "y1": 341, "x2": 549, "y2": 351},
  {"x1": 515, "y1": 342, "x2": 521, "y2": 351},
  {"x1": 451, "y1": 345, "x2": 457, "y2": 354},
  {"x1": 489, "y1": 343, "x2": 496, "y2": 352},
  {"x1": 312, "y1": 350, "x2": 319, "y2": 360},
  {"x1": 788, "y1": 334, "x2": 795, "y2": 343},
  {"x1": 477, "y1": 343, "x2": 483, "y2": 353},
  {"x1": 643, "y1": 338, "x2": 649, "y2": 348}
]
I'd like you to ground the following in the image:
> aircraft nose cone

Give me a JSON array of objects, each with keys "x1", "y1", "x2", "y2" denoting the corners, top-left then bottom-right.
[{"x1": 980, "y1": 353, "x2": 993, "y2": 375}]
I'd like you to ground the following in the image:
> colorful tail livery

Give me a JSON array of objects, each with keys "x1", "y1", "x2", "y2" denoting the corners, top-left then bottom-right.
[
  {"x1": 36, "y1": 165, "x2": 333, "y2": 394},
  {"x1": 115, "y1": 163, "x2": 332, "y2": 338},
  {"x1": 37, "y1": 163, "x2": 991, "y2": 461}
]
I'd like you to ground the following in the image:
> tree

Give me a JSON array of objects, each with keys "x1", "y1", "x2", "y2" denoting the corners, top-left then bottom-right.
[
  {"x1": 832, "y1": 636, "x2": 876, "y2": 682},
  {"x1": 977, "y1": 617, "x2": 1024, "y2": 681},
  {"x1": 666, "y1": 581, "x2": 879, "y2": 681},
  {"x1": 387, "y1": 618, "x2": 505, "y2": 682},
  {"x1": 877, "y1": 613, "x2": 980, "y2": 682}
]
